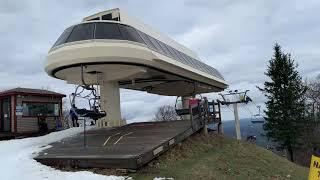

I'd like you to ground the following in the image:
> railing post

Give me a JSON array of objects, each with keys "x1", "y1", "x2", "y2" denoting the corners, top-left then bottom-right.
[{"x1": 83, "y1": 118, "x2": 87, "y2": 148}]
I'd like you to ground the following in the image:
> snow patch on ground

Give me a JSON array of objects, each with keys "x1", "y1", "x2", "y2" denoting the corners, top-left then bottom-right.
[{"x1": 0, "y1": 128, "x2": 124, "y2": 180}]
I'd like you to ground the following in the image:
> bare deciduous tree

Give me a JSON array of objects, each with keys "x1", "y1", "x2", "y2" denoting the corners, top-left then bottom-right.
[
  {"x1": 154, "y1": 105, "x2": 180, "y2": 121},
  {"x1": 61, "y1": 98, "x2": 71, "y2": 128},
  {"x1": 294, "y1": 77, "x2": 320, "y2": 166},
  {"x1": 306, "y1": 77, "x2": 320, "y2": 120}
]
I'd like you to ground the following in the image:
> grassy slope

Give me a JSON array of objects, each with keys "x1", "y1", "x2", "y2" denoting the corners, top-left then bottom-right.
[{"x1": 131, "y1": 133, "x2": 308, "y2": 180}]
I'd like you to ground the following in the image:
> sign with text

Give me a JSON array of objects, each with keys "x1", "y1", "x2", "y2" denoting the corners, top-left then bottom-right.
[
  {"x1": 309, "y1": 155, "x2": 320, "y2": 180},
  {"x1": 16, "y1": 106, "x2": 23, "y2": 116}
]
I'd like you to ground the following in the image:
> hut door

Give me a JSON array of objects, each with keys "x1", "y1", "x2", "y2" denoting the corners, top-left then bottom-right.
[{"x1": 1, "y1": 98, "x2": 11, "y2": 132}]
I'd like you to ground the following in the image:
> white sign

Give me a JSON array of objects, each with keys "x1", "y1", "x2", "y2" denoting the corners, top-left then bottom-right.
[
  {"x1": 54, "y1": 104, "x2": 59, "y2": 116},
  {"x1": 16, "y1": 106, "x2": 23, "y2": 116}
]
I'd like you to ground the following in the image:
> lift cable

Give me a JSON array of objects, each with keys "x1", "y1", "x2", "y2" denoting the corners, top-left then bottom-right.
[
  {"x1": 239, "y1": 104, "x2": 260, "y2": 121},
  {"x1": 241, "y1": 104, "x2": 254, "y2": 116},
  {"x1": 225, "y1": 106, "x2": 234, "y2": 114}
]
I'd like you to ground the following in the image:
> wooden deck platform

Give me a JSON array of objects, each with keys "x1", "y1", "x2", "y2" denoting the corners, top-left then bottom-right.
[{"x1": 35, "y1": 120, "x2": 203, "y2": 169}]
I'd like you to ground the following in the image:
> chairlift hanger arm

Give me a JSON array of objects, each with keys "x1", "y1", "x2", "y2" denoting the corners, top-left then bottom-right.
[
  {"x1": 244, "y1": 90, "x2": 250, "y2": 97},
  {"x1": 222, "y1": 90, "x2": 250, "y2": 96},
  {"x1": 218, "y1": 93, "x2": 227, "y2": 102}
]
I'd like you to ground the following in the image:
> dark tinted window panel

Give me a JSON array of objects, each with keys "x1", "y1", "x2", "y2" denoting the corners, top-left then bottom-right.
[
  {"x1": 171, "y1": 49, "x2": 184, "y2": 63},
  {"x1": 201, "y1": 61, "x2": 209, "y2": 72},
  {"x1": 165, "y1": 44, "x2": 179, "y2": 60},
  {"x1": 192, "y1": 58, "x2": 201, "y2": 70},
  {"x1": 112, "y1": 17, "x2": 119, "y2": 21},
  {"x1": 183, "y1": 54, "x2": 194, "y2": 66},
  {"x1": 52, "y1": 26, "x2": 74, "y2": 47},
  {"x1": 205, "y1": 67, "x2": 210, "y2": 74},
  {"x1": 173, "y1": 49, "x2": 186, "y2": 63},
  {"x1": 180, "y1": 53, "x2": 189, "y2": 64},
  {"x1": 170, "y1": 48, "x2": 180, "y2": 60},
  {"x1": 118, "y1": 25, "x2": 145, "y2": 44},
  {"x1": 148, "y1": 36, "x2": 164, "y2": 54},
  {"x1": 205, "y1": 66, "x2": 212, "y2": 74},
  {"x1": 192, "y1": 61, "x2": 200, "y2": 70},
  {"x1": 206, "y1": 65, "x2": 213, "y2": 74},
  {"x1": 137, "y1": 31, "x2": 157, "y2": 50},
  {"x1": 95, "y1": 23, "x2": 123, "y2": 39},
  {"x1": 208, "y1": 66, "x2": 216, "y2": 76},
  {"x1": 209, "y1": 68, "x2": 216, "y2": 76},
  {"x1": 102, "y1": 14, "x2": 112, "y2": 20},
  {"x1": 66, "y1": 23, "x2": 94, "y2": 43},
  {"x1": 182, "y1": 56, "x2": 189, "y2": 64},
  {"x1": 186, "y1": 57, "x2": 195, "y2": 67},
  {"x1": 191, "y1": 58, "x2": 203, "y2": 70},
  {"x1": 202, "y1": 63, "x2": 210, "y2": 73},
  {"x1": 215, "y1": 69, "x2": 224, "y2": 79},
  {"x1": 177, "y1": 51, "x2": 191, "y2": 65},
  {"x1": 88, "y1": 17, "x2": 100, "y2": 21},
  {"x1": 206, "y1": 64, "x2": 213, "y2": 74},
  {"x1": 188, "y1": 57, "x2": 196, "y2": 66},
  {"x1": 158, "y1": 41, "x2": 173, "y2": 58}
]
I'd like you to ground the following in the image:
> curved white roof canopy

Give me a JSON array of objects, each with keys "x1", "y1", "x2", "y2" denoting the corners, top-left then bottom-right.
[{"x1": 45, "y1": 9, "x2": 228, "y2": 96}]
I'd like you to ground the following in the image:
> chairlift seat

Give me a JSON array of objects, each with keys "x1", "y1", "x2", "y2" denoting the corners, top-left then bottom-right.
[
  {"x1": 75, "y1": 108, "x2": 107, "y2": 120},
  {"x1": 175, "y1": 108, "x2": 189, "y2": 116}
]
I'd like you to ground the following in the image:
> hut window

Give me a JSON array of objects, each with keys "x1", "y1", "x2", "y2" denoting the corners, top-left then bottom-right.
[{"x1": 22, "y1": 102, "x2": 60, "y2": 117}]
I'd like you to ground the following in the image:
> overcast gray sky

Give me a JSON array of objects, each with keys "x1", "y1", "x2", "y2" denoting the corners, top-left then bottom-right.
[{"x1": 0, "y1": 0, "x2": 319, "y2": 122}]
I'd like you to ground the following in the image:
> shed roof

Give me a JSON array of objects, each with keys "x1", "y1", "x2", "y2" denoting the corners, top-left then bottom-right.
[{"x1": 0, "y1": 87, "x2": 66, "y2": 97}]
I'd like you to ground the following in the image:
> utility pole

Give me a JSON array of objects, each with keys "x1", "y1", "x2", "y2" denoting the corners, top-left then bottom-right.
[{"x1": 219, "y1": 90, "x2": 252, "y2": 141}]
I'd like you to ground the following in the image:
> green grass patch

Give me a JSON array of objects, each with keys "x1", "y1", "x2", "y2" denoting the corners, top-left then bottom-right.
[{"x1": 131, "y1": 133, "x2": 308, "y2": 180}]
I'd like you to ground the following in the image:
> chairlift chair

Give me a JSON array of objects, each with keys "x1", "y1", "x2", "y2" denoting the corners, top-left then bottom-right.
[
  {"x1": 174, "y1": 96, "x2": 190, "y2": 116},
  {"x1": 69, "y1": 65, "x2": 107, "y2": 121},
  {"x1": 174, "y1": 95, "x2": 202, "y2": 116}
]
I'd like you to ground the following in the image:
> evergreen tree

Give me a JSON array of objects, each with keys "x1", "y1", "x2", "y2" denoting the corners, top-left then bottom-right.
[{"x1": 260, "y1": 44, "x2": 306, "y2": 162}]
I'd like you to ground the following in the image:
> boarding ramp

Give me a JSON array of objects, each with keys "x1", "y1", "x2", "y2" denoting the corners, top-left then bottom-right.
[{"x1": 35, "y1": 100, "x2": 221, "y2": 169}]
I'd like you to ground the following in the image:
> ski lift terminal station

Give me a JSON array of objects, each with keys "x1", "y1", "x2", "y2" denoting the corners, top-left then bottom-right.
[{"x1": 9, "y1": 8, "x2": 259, "y2": 169}]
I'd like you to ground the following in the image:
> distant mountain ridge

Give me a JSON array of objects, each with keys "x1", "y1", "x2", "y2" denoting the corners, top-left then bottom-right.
[
  {"x1": 209, "y1": 118, "x2": 270, "y2": 148},
  {"x1": 222, "y1": 118, "x2": 268, "y2": 147}
]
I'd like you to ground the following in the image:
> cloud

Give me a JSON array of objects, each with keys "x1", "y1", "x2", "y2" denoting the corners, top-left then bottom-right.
[{"x1": 0, "y1": 0, "x2": 319, "y2": 122}]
